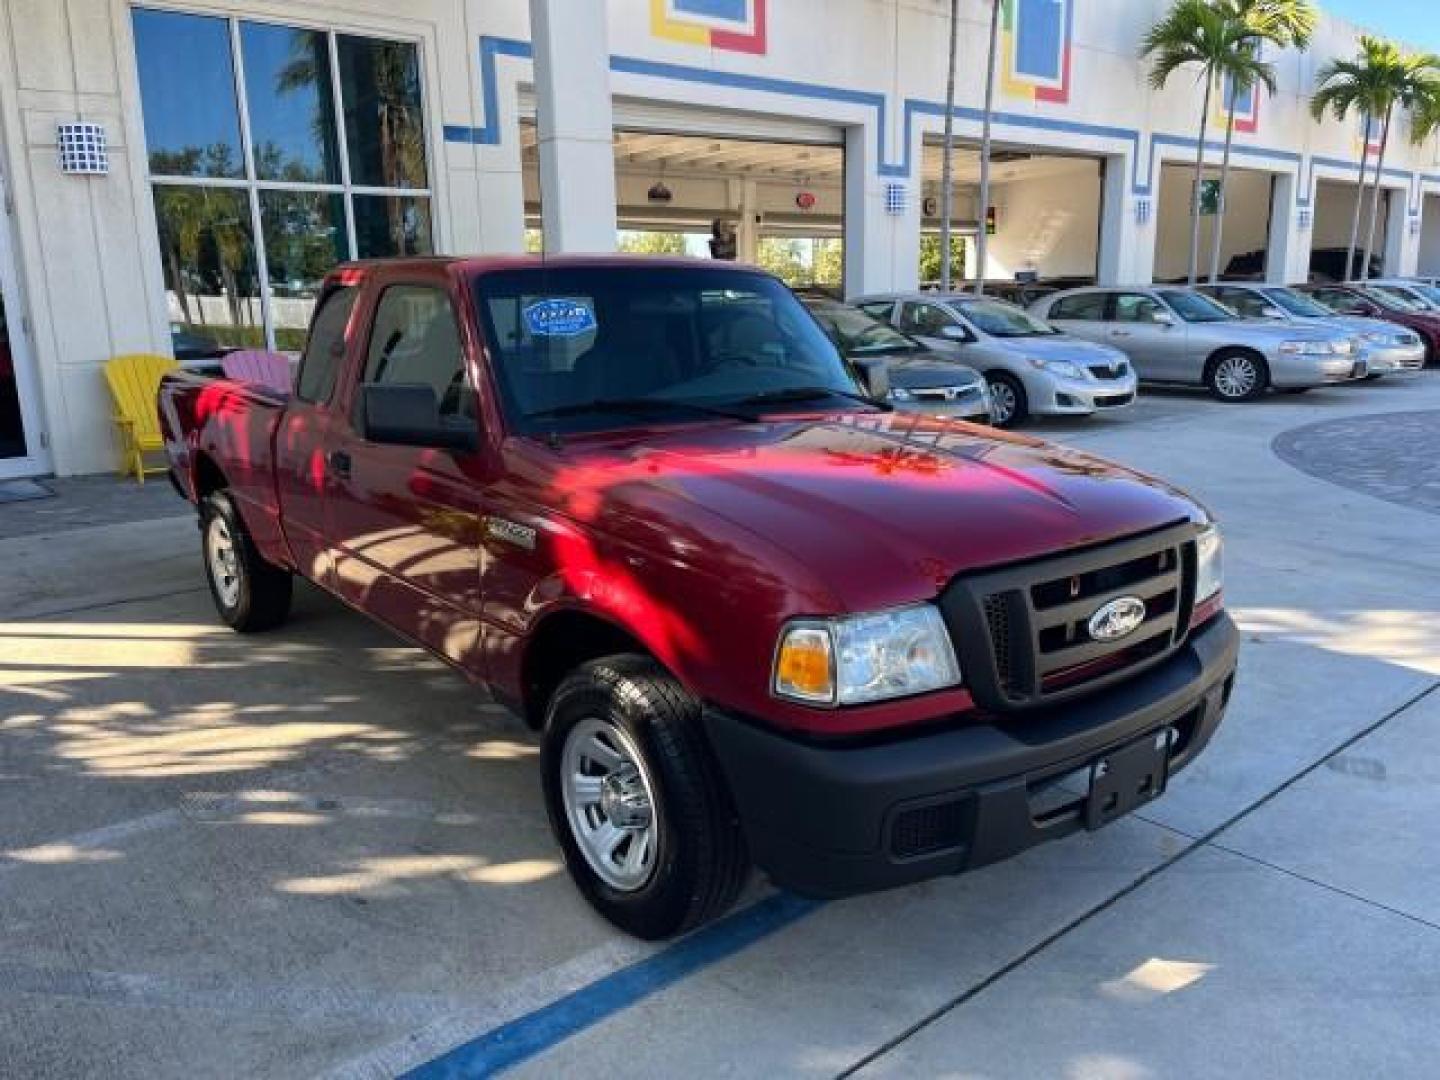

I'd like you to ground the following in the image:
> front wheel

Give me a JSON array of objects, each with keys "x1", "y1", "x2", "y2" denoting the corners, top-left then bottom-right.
[
  {"x1": 986, "y1": 371, "x2": 1029, "y2": 428},
  {"x1": 1205, "y1": 351, "x2": 1269, "y2": 402},
  {"x1": 542, "y1": 655, "x2": 748, "y2": 939},
  {"x1": 201, "y1": 491, "x2": 293, "y2": 632}
]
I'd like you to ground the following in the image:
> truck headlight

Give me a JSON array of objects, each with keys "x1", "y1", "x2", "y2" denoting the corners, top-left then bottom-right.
[
  {"x1": 1196, "y1": 525, "x2": 1223, "y2": 603},
  {"x1": 774, "y1": 605, "x2": 961, "y2": 705},
  {"x1": 1027, "y1": 357, "x2": 1083, "y2": 378}
]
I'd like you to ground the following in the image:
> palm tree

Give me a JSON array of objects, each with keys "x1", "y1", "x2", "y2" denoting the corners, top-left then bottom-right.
[
  {"x1": 938, "y1": 0, "x2": 960, "y2": 291},
  {"x1": 973, "y1": 0, "x2": 1002, "y2": 296},
  {"x1": 1311, "y1": 37, "x2": 1440, "y2": 281},
  {"x1": 1206, "y1": 0, "x2": 1317, "y2": 283},
  {"x1": 1142, "y1": 0, "x2": 1276, "y2": 285}
]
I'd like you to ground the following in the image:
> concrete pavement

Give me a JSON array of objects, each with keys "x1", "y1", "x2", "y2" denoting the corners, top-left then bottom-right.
[{"x1": 2, "y1": 375, "x2": 1438, "y2": 1077}]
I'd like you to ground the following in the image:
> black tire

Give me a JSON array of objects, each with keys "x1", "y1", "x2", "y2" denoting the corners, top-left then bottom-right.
[
  {"x1": 541, "y1": 655, "x2": 748, "y2": 940},
  {"x1": 986, "y1": 371, "x2": 1029, "y2": 427},
  {"x1": 1204, "y1": 350, "x2": 1269, "y2": 402},
  {"x1": 201, "y1": 491, "x2": 293, "y2": 632}
]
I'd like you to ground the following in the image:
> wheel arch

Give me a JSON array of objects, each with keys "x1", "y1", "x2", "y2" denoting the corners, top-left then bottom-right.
[{"x1": 520, "y1": 608, "x2": 655, "y2": 730}]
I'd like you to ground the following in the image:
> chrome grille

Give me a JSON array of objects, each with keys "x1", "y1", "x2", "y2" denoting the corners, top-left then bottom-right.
[{"x1": 940, "y1": 523, "x2": 1199, "y2": 711}]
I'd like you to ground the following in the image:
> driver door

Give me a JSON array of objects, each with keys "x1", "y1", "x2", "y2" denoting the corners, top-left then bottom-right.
[
  {"x1": 897, "y1": 300, "x2": 971, "y2": 355},
  {"x1": 1107, "y1": 293, "x2": 1184, "y2": 382},
  {"x1": 324, "y1": 278, "x2": 488, "y2": 672}
]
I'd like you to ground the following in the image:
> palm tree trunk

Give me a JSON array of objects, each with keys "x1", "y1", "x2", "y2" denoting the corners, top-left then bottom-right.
[
  {"x1": 973, "y1": 0, "x2": 1001, "y2": 297},
  {"x1": 1189, "y1": 74, "x2": 1214, "y2": 285},
  {"x1": 1360, "y1": 104, "x2": 1393, "y2": 281},
  {"x1": 1208, "y1": 98, "x2": 1239, "y2": 284},
  {"x1": 939, "y1": 0, "x2": 959, "y2": 291},
  {"x1": 1346, "y1": 116, "x2": 1371, "y2": 281}
]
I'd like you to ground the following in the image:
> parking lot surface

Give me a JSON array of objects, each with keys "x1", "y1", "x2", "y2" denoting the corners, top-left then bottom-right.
[{"x1": 3, "y1": 378, "x2": 1440, "y2": 1078}]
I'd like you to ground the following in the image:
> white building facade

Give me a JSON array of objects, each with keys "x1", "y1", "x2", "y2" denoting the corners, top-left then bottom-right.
[{"x1": 0, "y1": 0, "x2": 1436, "y2": 478}]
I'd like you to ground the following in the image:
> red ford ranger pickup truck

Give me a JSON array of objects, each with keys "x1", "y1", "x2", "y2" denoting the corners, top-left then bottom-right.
[{"x1": 158, "y1": 255, "x2": 1238, "y2": 940}]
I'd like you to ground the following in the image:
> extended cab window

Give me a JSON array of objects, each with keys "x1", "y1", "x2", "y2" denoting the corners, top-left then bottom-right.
[
  {"x1": 474, "y1": 265, "x2": 863, "y2": 435},
  {"x1": 1049, "y1": 293, "x2": 1107, "y2": 321},
  {"x1": 360, "y1": 285, "x2": 473, "y2": 429},
  {"x1": 295, "y1": 285, "x2": 357, "y2": 403}
]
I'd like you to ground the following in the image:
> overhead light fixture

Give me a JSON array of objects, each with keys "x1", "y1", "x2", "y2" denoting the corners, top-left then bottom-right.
[{"x1": 647, "y1": 181, "x2": 673, "y2": 203}]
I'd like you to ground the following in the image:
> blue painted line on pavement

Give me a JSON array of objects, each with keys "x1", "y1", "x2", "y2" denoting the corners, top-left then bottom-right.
[{"x1": 401, "y1": 891, "x2": 824, "y2": 1079}]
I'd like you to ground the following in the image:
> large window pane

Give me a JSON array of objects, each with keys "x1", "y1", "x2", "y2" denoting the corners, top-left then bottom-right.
[
  {"x1": 153, "y1": 186, "x2": 262, "y2": 348},
  {"x1": 354, "y1": 195, "x2": 433, "y2": 258},
  {"x1": 260, "y1": 191, "x2": 349, "y2": 352},
  {"x1": 133, "y1": 10, "x2": 244, "y2": 178},
  {"x1": 241, "y1": 23, "x2": 340, "y2": 184},
  {"x1": 336, "y1": 36, "x2": 428, "y2": 189}
]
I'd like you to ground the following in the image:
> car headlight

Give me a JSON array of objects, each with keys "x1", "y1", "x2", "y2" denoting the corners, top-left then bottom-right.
[
  {"x1": 1362, "y1": 330, "x2": 1391, "y2": 344},
  {"x1": 889, "y1": 387, "x2": 915, "y2": 401},
  {"x1": 774, "y1": 604, "x2": 961, "y2": 705},
  {"x1": 1196, "y1": 525, "x2": 1223, "y2": 603},
  {"x1": 1027, "y1": 357, "x2": 1084, "y2": 378},
  {"x1": 1279, "y1": 339, "x2": 1347, "y2": 355}
]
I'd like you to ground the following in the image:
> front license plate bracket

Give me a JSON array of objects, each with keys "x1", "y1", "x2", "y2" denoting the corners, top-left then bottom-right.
[{"x1": 1086, "y1": 727, "x2": 1175, "y2": 830}]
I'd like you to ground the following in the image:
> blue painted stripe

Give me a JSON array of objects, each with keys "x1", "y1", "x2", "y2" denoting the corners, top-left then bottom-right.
[
  {"x1": 402, "y1": 892, "x2": 823, "y2": 1079},
  {"x1": 447, "y1": 33, "x2": 1437, "y2": 207}
]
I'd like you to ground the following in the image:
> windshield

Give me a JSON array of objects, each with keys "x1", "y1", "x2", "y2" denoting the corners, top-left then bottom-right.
[
  {"x1": 1262, "y1": 288, "x2": 1334, "y2": 319},
  {"x1": 809, "y1": 301, "x2": 920, "y2": 354},
  {"x1": 1361, "y1": 285, "x2": 1427, "y2": 312},
  {"x1": 1408, "y1": 282, "x2": 1440, "y2": 307},
  {"x1": 474, "y1": 266, "x2": 868, "y2": 434},
  {"x1": 956, "y1": 298, "x2": 1059, "y2": 337},
  {"x1": 1157, "y1": 290, "x2": 1235, "y2": 323}
]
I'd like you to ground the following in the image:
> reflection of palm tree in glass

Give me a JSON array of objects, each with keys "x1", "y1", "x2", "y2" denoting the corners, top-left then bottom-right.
[{"x1": 278, "y1": 36, "x2": 426, "y2": 253}]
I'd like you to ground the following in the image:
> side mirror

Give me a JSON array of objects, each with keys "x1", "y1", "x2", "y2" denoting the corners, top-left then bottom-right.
[
  {"x1": 852, "y1": 358, "x2": 891, "y2": 402},
  {"x1": 1151, "y1": 309, "x2": 1176, "y2": 326},
  {"x1": 360, "y1": 383, "x2": 477, "y2": 452},
  {"x1": 1259, "y1": 306, "x2": 1286, "y2": 320},
  {"x1": 939, "y1": 324, "x2": 972, "y2": 342}
]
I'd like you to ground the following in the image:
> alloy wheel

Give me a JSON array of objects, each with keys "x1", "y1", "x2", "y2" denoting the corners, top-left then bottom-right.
[{"x1": 560, "y1": 716, "x2": 659, "y2": 892}]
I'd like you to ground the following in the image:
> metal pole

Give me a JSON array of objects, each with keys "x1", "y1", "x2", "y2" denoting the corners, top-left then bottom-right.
[
  {"x1": 974, "y1": 0, "x2": 1001, "y2": 297},
  {"x1": 939, "y1": 0, "x2": 959, "y2": 291}
]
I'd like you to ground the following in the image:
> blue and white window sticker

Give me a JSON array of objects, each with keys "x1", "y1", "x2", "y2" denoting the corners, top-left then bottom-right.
[{"x1": 524, "y1": 298, "x2": 597, "y2": 337}]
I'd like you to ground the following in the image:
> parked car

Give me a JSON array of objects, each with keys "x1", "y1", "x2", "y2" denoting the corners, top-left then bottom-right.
[
  {"x1": 854, "y1": 291, "x2": 1138, "y2": 427},
  {"x1": 158, "y1": 255, "x2": 1238, "y2": 939},
  {"x1": 170, "y1": 324, "x2": 230, "y2": 365},
  {"x1": 800, "y1": 296, "x2": 991, "y2": 422},
  {"x1": 1196, "y1": 283, "x2": 1424, "y2": 377},
  {"x1": 1293, "y1": 282, "x2": 1440, "y2": 365},
  {"x1": 1032, "y1": 286, "x2": 1364, "y2": 401},
  {"x1": 1362, "y1": 278, "x2": 1440, "y2": 313}
]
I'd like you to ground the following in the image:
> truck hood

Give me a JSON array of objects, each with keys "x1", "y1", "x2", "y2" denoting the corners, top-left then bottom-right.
[{"x1": 549, "y1": 413, "x2": 1202, "y2": 613}]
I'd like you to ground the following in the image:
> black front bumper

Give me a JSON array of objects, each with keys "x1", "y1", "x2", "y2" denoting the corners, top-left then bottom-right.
[{"x1": 703, "y1": 613, "x2": 1239, "y2": 899}]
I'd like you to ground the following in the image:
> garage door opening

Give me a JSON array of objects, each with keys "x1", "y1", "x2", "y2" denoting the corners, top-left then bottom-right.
[
  {"x1": 1155, "y1": 162, "x2": 1276, "y2": 283},
  {"x1": 522, "y1": 121, "x2": 844, "y2": 291},
  {"x1": 1420, "y1": 193, "x2": 1440, "y2": 277},
  {"x1": 1309, "y1": 177, "x2": 1393, "y2": 281},
  {"x1": 920, "y1": 138, "x2": 1102, "y2": 289}
]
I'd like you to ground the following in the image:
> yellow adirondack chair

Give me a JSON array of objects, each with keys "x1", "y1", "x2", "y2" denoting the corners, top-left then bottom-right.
[{"x1": 104, "y1": 353, "x2": 176, "y2": 482}]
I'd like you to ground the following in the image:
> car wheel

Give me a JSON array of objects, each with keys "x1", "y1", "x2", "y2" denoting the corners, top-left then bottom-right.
[
  {"x1": 986, "y1": 372, "x2": 1029, "y2": 427},
  {"x1": 201, "y1": 491, "x2": 293, "y2": 632},
  {"x1": 542, "y1": 655, "x2": 749, "y2": 940},
  {"x1": 1205, "y1": 351, "x2": 1269, "y2": 402}
]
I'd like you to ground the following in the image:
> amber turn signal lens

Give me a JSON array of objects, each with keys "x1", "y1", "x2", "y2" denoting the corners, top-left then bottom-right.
[{"x1": 775, "y1": 625, "x2": 834, "y2": 704}]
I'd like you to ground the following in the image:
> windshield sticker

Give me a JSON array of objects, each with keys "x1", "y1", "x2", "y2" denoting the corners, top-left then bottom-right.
[{"x1": 523, "y1": 298, "x2": 596, "y2": 337}]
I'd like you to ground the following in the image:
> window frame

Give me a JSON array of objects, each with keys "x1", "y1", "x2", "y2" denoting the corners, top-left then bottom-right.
[
  {"x1": 1050, "y1": 292, "x2": 1109, "y2": 322},
  {"x1": 294, "y1": 283, "x2": 359, "y2": 405},
  {"x1": 133, "y1": 6, "x2": 437, "y2": 352}
]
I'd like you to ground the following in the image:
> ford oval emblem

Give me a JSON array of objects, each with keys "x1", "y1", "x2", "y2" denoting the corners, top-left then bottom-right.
[{"x1": 1088, "y1": 596, "x2": 1147, "y2": 642}]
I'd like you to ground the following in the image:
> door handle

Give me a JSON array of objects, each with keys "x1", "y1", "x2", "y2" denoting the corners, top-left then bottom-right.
[
  {"x1": 328, "y1": 449, "x2": 352, "y2": 479},
  {"x1": 1111, "y1": 330, "x2": 1132, "y2": 338}
]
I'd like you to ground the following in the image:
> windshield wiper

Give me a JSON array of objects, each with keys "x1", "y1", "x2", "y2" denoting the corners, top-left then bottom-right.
[
  {"x1": 724, "y1": 385, "x2": 890, "y2": 412},
  {"x1": 524, "y1": 397, "x2": 750, "y2": 423}
]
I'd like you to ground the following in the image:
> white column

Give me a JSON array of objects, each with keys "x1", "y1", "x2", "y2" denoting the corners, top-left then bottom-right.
[
  {"x1": 737, "y1": 179, "x2": 759, "y2": 265},
  {"x1": 529, "y1": 0, "x2": 617, "y2": 253},
  {"x1": 843, "y1": 123, "x2": 917, "y2": 297},
  {"x1": 1265, "y1": 171, "x2": 1310, "y2": 284},
  {"x1": 1097, "y1": 152, "x2": 1152, "y2": 284}
]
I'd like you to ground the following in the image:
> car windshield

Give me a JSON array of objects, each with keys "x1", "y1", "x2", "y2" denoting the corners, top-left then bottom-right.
[
  {"x1": 474, "y1": 266, "x2": 871, "y2": 434},
  {"x1": 1408, "y1": 282, "x2": 1440, "y2": 307},
  {"x1": 1157, "y1": 290, "x2": 1235, "y2": 323},
  {"x1": 1360, "y1": 285, "x2": 1426, "y2": 312},
  {"x1": 809, "y1": 301, "x2": 921, "y2": 355},
  {"x1": 1262, "y1": 288, "x2": 1334, "y2": 319},
  {"x1": 956, "y1": 298, "x2": 1059, "y2": 337}
]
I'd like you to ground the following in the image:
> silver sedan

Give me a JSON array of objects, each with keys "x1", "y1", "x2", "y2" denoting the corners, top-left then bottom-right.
[
  {"x1": 1032, "y1": 287, "x2": 1365, "y2": 401},
  {"x1": 1196, "y1": 283, "x2": 1424, "y2": 378}
]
